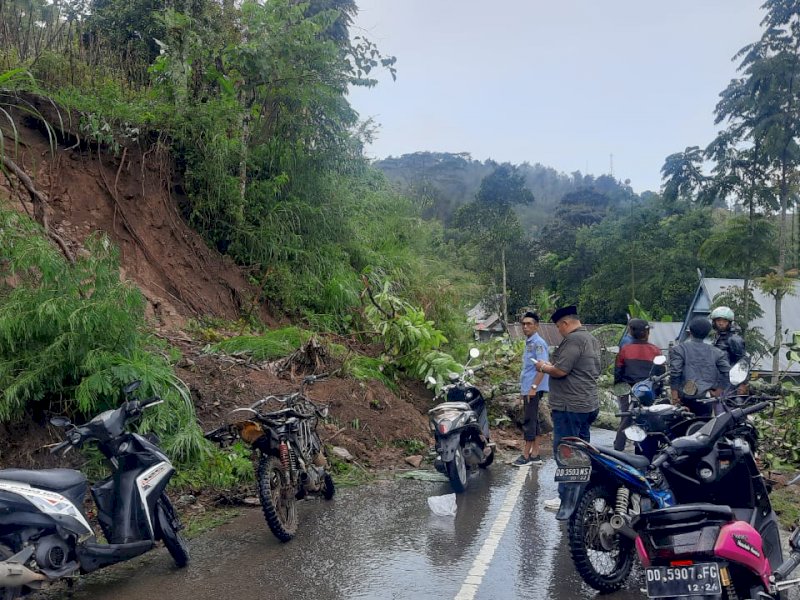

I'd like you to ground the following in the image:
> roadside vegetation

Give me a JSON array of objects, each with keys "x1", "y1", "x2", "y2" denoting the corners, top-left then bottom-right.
[{"x1": 2, "y1": 0, "x2": 800, "y2": 497}]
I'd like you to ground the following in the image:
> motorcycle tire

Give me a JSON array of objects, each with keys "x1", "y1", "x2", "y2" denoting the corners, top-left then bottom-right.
[
  {"x1": 156, "y1": 494, "x2": 190, "y2": 568},
  {"x1": 568, "y1": 483, "x2": 635, "y2": 593},
  {"x1": 322, "y1": 471, "x2": 335, "y2": 500},
  {"x1": 445, "y1": 447, "x2": 468, "y2": 493},
  {"x1": 0, "y1": 542, "x2": 21, "y2": 600},
  {"x1": 257, "y1": 454, "x2": 298, "y2": 542}
]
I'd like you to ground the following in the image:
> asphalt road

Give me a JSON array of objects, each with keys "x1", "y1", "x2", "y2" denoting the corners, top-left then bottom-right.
[{"x1": 30, "y1": 430, "x2": 656, "y2": 600}]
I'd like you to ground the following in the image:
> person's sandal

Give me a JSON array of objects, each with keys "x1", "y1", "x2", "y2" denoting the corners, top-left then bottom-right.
[{"x1": 511, "y1": 455, "x2": 531, "y2": 467}]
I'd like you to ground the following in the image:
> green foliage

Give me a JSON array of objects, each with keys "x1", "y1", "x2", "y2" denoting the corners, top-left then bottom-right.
[
  {"x1": 208, "y1": 327, "x2": 310, "y2": 361},
  {"x1": 0, "y1": 208, "x2": 204, "y2": 461},
  {"x1": 339, "y1": 355, "x2": 396, "y2": 390},
  {"x1": 362, "y1": 277, "x2": 463, "y2": 386},
  {"x1": 392, "y1": 438, "x2": 426, "y2": 456},
  {"x1": 172, "y1": 441, "x2": 255, "y2": 490}
]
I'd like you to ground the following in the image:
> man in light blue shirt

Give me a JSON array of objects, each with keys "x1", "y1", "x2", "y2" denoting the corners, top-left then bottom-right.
[{"x1": 514, "y1": 311, "x2": 550, "y2": 466}]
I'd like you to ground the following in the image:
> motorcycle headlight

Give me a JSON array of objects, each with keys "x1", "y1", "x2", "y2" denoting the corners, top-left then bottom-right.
[
  {"x1": 437, "y1": 420, "x2": 452, "y2": 435},
  {"x1": 556, "y1": 443, "x2": 591, "y2": 467},
  {"x1": 625, "y1": 425, "x2": 647, "y2": 442},
  {"x1": 465, "y1": 391, "x2": 473, "y2": 400}
]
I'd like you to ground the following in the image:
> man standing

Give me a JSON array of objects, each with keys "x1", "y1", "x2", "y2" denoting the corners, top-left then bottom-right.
[
  {"x1": 613, "y1": 318, "x2": 663, "y2": 451},
  {"x1": 513, "y1": 311, "x2": 549, "y2": 467},
  {"x1": 533, "y1": 305, "x2": 601, "y2": 511},
  {"x1": 670, "y1": 316, "x2": 731, "y2": 417}
]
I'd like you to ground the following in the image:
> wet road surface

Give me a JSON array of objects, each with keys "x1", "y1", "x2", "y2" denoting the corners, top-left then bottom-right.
[{"x1": 29, "y1": 430, "x2": 653, "y2": 600}]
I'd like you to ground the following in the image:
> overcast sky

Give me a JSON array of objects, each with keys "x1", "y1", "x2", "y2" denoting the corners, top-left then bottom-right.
[{"x1": 348, "y1": 1, "x2": 765, "y2": 194}]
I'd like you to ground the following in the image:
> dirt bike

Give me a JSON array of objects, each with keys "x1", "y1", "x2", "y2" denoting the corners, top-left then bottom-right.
[
  {"x1": 0, "y1": 381, "x2": 188, "y2": 600},
  {"x1": 427, "y1": 348, "x2": 495, "y2": 493},
  {"x1": 205, "y1": 375, "x2": 334, "y2": 542}
]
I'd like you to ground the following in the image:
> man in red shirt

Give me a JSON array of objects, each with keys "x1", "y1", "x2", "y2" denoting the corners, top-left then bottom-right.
[{"x1": 613, "y1": 319, "x2": 663, "y2": 451}]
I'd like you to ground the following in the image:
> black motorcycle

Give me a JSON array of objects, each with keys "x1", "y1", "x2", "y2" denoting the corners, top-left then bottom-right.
[
  {"x1": 613, "y1": 357, "x2": 706, "y2": 460},
  {"x1": 427, "y1": 348, "x2": 494, "y2": 493},
  {"x1": 0, "y1": 381, "x2": 188, "y2": 600},
  {"x1": 205, "y1": 375, "x2": 334, "y2": 543}
]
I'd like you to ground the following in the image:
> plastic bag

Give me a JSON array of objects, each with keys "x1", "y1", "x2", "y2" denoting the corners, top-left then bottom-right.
[{"x1": 427, "y1": 493, "x2": 457, "y2": 517}]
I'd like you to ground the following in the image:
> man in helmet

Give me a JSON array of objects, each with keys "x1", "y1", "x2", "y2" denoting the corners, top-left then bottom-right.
[
  {"x1": 710, "y1": 306, "x2": 746, "y2": 366},
  {"x1": 669, "y1": 317, "x2": 731, "y2": 417}
]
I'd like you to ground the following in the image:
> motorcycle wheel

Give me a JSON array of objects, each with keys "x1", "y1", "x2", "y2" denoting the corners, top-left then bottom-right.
[
  {"x1": 568, "y1": 483, "x2": 635, "y2": 593},
  {"x1": 257, "y1": 454, "x2": 298, "y2": 542},
  {"x1": 0, "y1": 542, "x2": 21, "y2": 600},
  {"x1": 445, "y1": 447, "x2": 468, "y2": 493},
  {"x1": 322, "y1": 471, "x2": 336, "y2": 500},
  {"x1": 156, "y1": 495, "x2": 190, "y2": 568}
]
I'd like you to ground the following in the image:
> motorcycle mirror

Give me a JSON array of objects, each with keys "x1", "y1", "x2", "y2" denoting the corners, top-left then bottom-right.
[
  {"x1": 469, "y1": 347, "x2": 480, "y2": 359},
  {"x1": 612, "y1": 382, "x2": 632, "y2": 396},
  {"x1": 729, "y1": 359, "x2": 750, "y2": 386},
  {"x1": 123, "y1": 380, "x2": 142, "y2": 395},
  {"x1": 624, "y1": 425, "x2": 647, "y2": 442},
  {"x1": 653, "y1": 355, "x2": 667, "y2": 366},
  {"x1": 50, "y1": 416, "x2": 71, "y2": 428}
]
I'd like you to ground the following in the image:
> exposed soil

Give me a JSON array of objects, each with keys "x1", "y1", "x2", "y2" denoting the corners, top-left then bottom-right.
[{"x1": 0, "y1": 102, "x2": 434, "y2": 473}]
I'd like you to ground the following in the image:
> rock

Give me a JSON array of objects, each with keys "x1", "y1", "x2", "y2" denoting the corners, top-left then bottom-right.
[
  {"x1": 176, "y1": 494, "x2": 197, "y2": 507},
  {"x1": 331, "y1": 446, "x2": 354, "y2": 462},
  {"x1": 243, "y1": 497, "x2": 261, "y2": 506},
  {"x1": 404, "y1": 455, "x2": 424, "y2": 468}
]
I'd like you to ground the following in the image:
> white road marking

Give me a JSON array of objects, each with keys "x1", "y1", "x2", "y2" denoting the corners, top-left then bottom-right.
[{"x1": 454, "y1": 467, "x2": 529, "y2": 600}]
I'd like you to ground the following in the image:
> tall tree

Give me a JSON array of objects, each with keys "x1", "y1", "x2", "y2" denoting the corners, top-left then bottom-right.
[
  {"x1": 711, "y1": 0, "x2": 800, "y2": 379},
  {"x1": 454, "y1": 163, "x2": 534, "y2": 327}
]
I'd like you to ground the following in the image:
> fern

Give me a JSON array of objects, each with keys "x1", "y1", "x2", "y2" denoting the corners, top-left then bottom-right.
[{"x1": 208, "y1": 326, "x2": 310, "y2": 360}]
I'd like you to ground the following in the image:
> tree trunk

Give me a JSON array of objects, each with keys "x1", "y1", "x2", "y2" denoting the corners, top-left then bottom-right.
[{"x1": 501, "y1": 246, "x2": 508, "y2": 331}]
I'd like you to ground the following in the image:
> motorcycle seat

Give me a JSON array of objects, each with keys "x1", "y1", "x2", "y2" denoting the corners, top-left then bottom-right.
[
  {"x1": 597, "y1": 446, "x2": 651, "y2": 471},
  {"x1": 0, "y1": 468, "x2": 88, "y2": 507},
  {"x1": 429, "y1": 402, "x2": 471, "y2": 414}
]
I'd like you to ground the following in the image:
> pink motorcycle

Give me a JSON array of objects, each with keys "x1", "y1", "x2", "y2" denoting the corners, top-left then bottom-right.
[{"x1": 633, "y1": 399, "x2": 800, "y2": 599}]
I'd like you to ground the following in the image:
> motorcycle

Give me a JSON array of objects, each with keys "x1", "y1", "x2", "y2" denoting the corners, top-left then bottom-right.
[
  {"x1": 554, "y1": 360, "x2": 756, "y2": 593},
  {"x1": 634, "y1": 394, "x2": 799, "y2": 600},
  {"x1": 205, "y1": 374, "x2": 334, "y2": 543},
  {"x1": 613, "y1": 356, "x2": 707, "y2": 460},
  {"x1": 0, "y1": 381, "x2": 188, "y2": 600},
  {"x1": 427, "y1": 348, "x2": 494, "y2": 493}
]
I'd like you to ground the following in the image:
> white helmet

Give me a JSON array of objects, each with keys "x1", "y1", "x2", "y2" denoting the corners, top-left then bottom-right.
[{"x1": 710, "y1": 306, "x2": 734, "y2": 322}]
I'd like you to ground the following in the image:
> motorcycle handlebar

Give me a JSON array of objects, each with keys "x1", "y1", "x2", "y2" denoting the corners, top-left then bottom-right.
[
  {"x1": 139, "y1": 396, "x2": 163, "y2": 408},
  {"x1": 774, "y1": 551, "x2": 800, "y2": 582}
]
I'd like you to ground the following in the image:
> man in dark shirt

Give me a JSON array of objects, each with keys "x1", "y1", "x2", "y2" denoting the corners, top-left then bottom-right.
[
  {"x1": 710, "y1": 306, "x2": 746, "y2": 366},
  {"x1": 533, "y1": 305, "x2": 601, "y2": 511},
  {"x1": 613, "y1": 318, "x2": 663, "y2": 451},
  {"x1": 670, "y1": 317, "x2": 731, "y2": 417}
]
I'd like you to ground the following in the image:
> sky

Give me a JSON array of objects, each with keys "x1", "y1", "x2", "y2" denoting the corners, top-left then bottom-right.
[{"x1": 348, "y1": 1, "x2": 765, "y2": 194}]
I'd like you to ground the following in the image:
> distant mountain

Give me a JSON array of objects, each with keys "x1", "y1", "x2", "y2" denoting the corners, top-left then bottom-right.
[{"x1": 373, "y1": 152, "x2": 639, "y2": 235}]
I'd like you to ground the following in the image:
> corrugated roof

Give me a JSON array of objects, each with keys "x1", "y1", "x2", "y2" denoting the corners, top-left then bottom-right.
[{"x1": 680, "y1": 277, "x2": 800, "y2": 374}]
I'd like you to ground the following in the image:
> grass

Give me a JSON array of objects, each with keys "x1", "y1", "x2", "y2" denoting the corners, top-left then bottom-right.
[
  {"x1": 182, "y1": 506, "x2": 242, "y2": 539},
  {"x1": 769, "y1": 485, "x2": 800, "y2": 531},
  {"x1": 392, "y1": 438, "x2": 427, "y2": 455}
]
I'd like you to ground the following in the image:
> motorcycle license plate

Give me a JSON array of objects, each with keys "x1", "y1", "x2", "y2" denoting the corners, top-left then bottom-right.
[
  {"x1": 645, "y1": 563, "x2": 721, "y2": 598},
  {"x1": 553, "y1": 466, "x2": 591, "y2": 482}
]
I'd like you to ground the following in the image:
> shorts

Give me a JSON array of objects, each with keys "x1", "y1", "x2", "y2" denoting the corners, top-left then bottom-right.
[{"x1": 522, "y1": 392, "x2": 543, "y2": 440}]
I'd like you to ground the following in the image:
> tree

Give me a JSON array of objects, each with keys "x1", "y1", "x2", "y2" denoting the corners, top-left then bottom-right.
[
  {"x1": 710, "y1": 0, "x2": 800, "y2": 380},
  {"x1": 454, "y1": 164, "x2": 534, "y2": 327}
]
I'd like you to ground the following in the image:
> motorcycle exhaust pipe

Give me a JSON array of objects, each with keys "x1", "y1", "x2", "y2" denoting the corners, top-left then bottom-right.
[
  {"x1": 609, "y1": 514, "x2": 638, "y2": 541},
  {"x1": 0, "y1": 561, "x2": 47, "y2": 587}
]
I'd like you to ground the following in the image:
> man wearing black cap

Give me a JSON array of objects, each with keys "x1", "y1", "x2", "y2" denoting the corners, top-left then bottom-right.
[
  {"x1": 533, "y1": 305, "x2": 601, "y2": 511},
  {"x1": 613, "y1": 319, "x2": 664, "y2": 451},
  {"x1": 669, "y1": 316, "x2": 731, "y2": 417}
]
